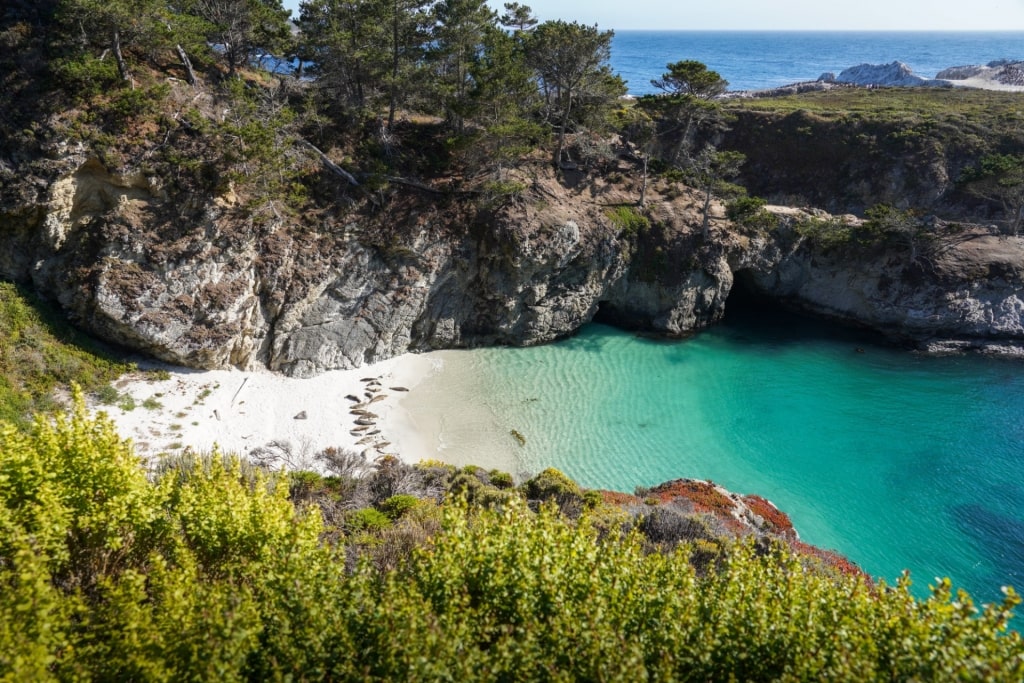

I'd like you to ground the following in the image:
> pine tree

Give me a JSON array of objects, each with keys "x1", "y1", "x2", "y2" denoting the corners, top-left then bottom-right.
[{"x1": 525, "y1": 20, "x2": 622, "y2": 167}]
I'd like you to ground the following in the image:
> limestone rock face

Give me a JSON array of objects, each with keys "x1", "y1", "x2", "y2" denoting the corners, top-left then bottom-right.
[
  {"x1": 5, "y1": 155, "x2": 1024, "y2": 376},
  {"x1": 1, "y1": 156, "x2": 743, "y2": 375},
  {"x1": 741, "y1": 220, "x2": 1024, "y2": 355}
]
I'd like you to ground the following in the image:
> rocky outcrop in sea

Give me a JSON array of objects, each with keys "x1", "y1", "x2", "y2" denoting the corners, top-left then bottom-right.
[
  {"x1": 829, "y1": 61, "x2": 952, "y2": 88},
  {"x1": 936, "y1": 59, "x2": 1024, "y2": 86}
]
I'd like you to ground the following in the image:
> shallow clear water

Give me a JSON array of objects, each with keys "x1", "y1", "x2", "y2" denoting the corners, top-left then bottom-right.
[
  {"x1": 407, "y1": 299, "x2": 1024, "y2": 602},
  {"x1": 612, "y1": 31, "x2": 1024, "y2": 93}
]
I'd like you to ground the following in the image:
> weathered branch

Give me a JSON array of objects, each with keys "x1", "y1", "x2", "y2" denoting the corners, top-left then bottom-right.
[
  {"x1": 384, "y1": 176, "x2": 446, "y2": 195},
  {"x1": 112, "y1": 29, "x2": 130, "y2": 82},
  {"x1": 298, "y1": 139, "x2": 360, "y2": 187},
  {"x1": 176, "y1": 44, "x2": 198, "y2": 87}
]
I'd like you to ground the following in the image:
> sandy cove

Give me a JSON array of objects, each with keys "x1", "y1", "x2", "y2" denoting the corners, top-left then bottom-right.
[{"x1": 92, "y1": 353, "x2": 444, "y2": 470}]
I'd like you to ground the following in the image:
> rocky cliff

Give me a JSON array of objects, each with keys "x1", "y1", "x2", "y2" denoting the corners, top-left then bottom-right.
[
  {"x1": 721, "y1": 91, "x2": 1024, "y2": 218},
  {"x1": 737, "y1": 213, "x2": 1024, "y2": 354},
  {"x1": 4, "y1": 146, "x2": 1024, "y2": 375},
  {"x1": 0, "y1": 147, "x2": 747, "y2": 375}
]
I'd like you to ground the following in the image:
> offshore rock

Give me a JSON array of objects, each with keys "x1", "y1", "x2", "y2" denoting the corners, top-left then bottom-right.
[{"x1": 835, "y1": 61, "x2": 952, "y2": 88}]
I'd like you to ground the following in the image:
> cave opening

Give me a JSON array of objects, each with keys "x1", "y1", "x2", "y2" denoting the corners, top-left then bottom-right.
[{"x1": 723, "y1": 270, "x2": 895, "y2": 350}]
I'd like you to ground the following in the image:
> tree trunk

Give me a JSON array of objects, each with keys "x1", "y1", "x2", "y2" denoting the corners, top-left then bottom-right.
[
  {"x1": 638, "y1": 155, "x2": 649, "y2": 207},
  {"x1": 388, "y1": 6, "x2": 399, "y2": 129},
  {"x1": 701, "y1": 182, "x2": 713, "y2": 240},
  {"x1": 298, "y1": 139, "x2": 360, "y2": 187},
  {"x1": 112, "y1": 29, "x2": 130, "y2": 82},
  {"x1": 554, "y1": 90, "x2": 572, "y2": 167},
  {"x1": 176, "y1": 44, "x2": 198, "y2": 86}
]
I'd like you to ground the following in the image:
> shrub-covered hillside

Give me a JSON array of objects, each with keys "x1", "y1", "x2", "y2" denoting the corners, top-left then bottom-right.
[
  {"x1": 1, "y1": 401, "x2": 1022, "y2": 680},
  {"x1": 0, "y1": 282, "x2": 132, "y2": 426}
]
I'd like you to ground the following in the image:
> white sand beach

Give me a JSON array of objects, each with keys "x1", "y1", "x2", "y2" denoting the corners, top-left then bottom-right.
[{"x1": 93, "y1": 353, "x2": 449, "y2": 470}]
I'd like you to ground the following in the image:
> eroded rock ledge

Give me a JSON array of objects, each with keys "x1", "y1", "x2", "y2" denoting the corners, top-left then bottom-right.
[{"x1": 3, "y1": 155, "x2": 1023, "y2": 376}]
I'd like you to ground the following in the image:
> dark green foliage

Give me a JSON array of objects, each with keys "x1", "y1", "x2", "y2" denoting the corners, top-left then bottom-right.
[
  {"x1": 727, "y1": 195, "x2": 779, "y2": 232},
  {"x1": 379, "y1": 493, "x2": 420, "y2": 520},
  {"x1": 960, "y1": 154, "x2": 1024, "y2": 235},
  {"x1": 525, "y1": 20, "x2": 624, "y2": 166},
  {"x1": 429, "y1": 0, "x2": 497, "y2": 133},
  {"x1": 488, "y1": 469, "x2": 514, "y2": 489},
  {"x1": 651, "y1": 59, "x2": 728, "y2": 99},
  {"x1": 521, "y1": 467, "x2": 583, "y2": 510},
  {"x1": 51, "y1": 53, "x2": 120, "y2": 98},
  {"x1": 725, "y1": 195, "x2": 766, "y2": 221},
  {"x1": 105, "y1": 82, "x2": 171, "y2": 128},
  {"x1": 795, "y1": 214, "x2": 856, "y2": 248},
  {"x1": 861, "y1": 204, "x2": 935, "y2": 261},
  {"x1": 193, "y1": 0, "x2": 292, "y2": 77},
  {"x1": 346, "y1": 506, "x2": 392, "y2": 532},
  {"x1": 498, "y1": 2, "x2": 537, "y2": 32}
]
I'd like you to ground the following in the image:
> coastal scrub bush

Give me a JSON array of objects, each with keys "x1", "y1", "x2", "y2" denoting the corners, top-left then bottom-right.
[
  {"x1": 726, "y1": 195, "x2": 780, "y2": 232},
  {"x1": 344, "y1": 507, "x2": 391, "y2": 533},
  {"x1": 638, "y1": 507, "x2": 715, "y2": 548},
  {"x1": 378, "y1": 494, "x2": 420, "y2": 521},
  {"x1": 522, "y1": 466, "x2": 582, "y2": 503},
  {"x1": 487, "y1": 468, "x2": 514, "y2": 489},
  {"x1": 94, "y1": 384, "x2": 120, "y2": 405},
  {"x1": 794, "y1": 214, "x2": 855, "y2": 248},
  {"x1": 2, "y1": 403, "x2": 1023, "y2": 679},
  {"x1": 606, "y1": 205, "x2": 650, "y2": 236}
]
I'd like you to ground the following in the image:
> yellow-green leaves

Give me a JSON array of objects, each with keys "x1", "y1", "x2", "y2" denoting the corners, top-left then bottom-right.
[{"x1": 1, "y1": 404, "x2": 1022, "y2": 680}]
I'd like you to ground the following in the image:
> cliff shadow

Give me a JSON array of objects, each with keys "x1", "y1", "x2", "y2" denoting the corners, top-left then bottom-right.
[{"x1": 722, "y1": 271, "x2": 896, "y2": 353}]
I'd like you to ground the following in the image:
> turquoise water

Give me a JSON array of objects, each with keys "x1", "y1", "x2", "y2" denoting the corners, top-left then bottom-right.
[{"x1": 416, "y1": 300, "x2": 1024, "y2": 602}]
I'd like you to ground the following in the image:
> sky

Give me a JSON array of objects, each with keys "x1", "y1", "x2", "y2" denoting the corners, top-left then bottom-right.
[{"x1": 281, "y1": 0, "x2": 1024, "y2": 30}]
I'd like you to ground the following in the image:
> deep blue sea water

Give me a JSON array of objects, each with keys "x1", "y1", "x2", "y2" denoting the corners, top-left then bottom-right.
[
  {"x1": 407, "y1": 300, "x2": 1024, "y2": 604},
  {"x1": 611, "y1": 31, "x2": 1024, "y2": 94}
]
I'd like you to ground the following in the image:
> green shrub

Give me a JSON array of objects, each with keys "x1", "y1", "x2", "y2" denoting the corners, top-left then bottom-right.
[
  {"x1": 52, "y1": 55, "x2": 119, "y2": 99},
  {"x1": 107, "y1": 83, "x2": 171, "y2": 124},
  {"x1": 795, "y1": 215, "x2": 855, "y2": 248},
  {"x1": 522, "y1": 467, "x2": 582, "y2": 504},
  {"x1": 0, "y1": 282, "x2": 131, "y2": 425},
  {"x1": 378, "y1": 494, "x2": 420, "y2": 521},
  {"x1": 1, "y1": 402, "x2": 1022, "y2": 680},
  {"x1": 726, "y1": 196, "x2": 780, "y2": 231},
  {"x1": 345, "y1": 507, "x2": 391, "y2": 533},
  {"x1": 94, "y1": 385, "x2": 120, "y2": 405},
  {"x1": 726, "y1": 195, "x2": 768, "y2": 220},
  {"x1": 606, "y1": 205, "x2": 650, "y2": 236},
  {"x1": 488, "y1": 469, "x2": 514, "y2": 489}
]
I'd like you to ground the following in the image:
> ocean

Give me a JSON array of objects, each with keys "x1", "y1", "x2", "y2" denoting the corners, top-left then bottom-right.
[
  {"x1": 610, "y1": 31, "x2": 1024, "y2": 94},
  {"x1": 402, "y1": 301, "x2": 1024, "y2": 604},
  {"x1": 385, "y1": 30, "x2": 1021, "y2": 598}
]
